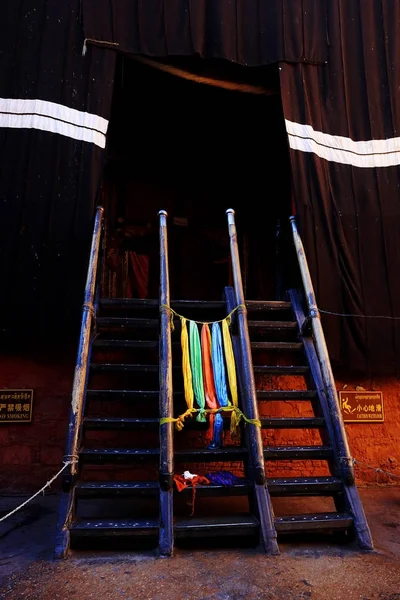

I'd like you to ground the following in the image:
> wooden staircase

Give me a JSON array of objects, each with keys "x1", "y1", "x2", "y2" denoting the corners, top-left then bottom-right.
[{"x1": 54, "y1": 207, "x2": 374, "y2": 558}]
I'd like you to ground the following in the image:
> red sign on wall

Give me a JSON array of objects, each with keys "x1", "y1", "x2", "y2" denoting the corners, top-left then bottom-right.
[{"x1": 339, "y1": 390, "x2": 384, "y2": 423}]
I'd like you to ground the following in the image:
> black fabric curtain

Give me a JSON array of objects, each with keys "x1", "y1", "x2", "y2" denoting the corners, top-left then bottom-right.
[
  {"x1": 280, "y1": 0, "x2": 400, "y2": 375},
  {"x1": 0, "y1": 0, "x2": 116, "y2": 342},
  {"x1": 82, "y1": 0, "x2": 328, "y2": 66}
]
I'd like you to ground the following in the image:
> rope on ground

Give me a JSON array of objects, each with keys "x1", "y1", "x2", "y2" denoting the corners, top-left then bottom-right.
[{"x1": 0, "y1": 459, "x2": 77, "y2": 524}]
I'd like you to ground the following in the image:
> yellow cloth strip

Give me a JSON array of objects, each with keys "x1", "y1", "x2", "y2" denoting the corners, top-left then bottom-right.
[
  {"x1": 181, "y1": 317, "x2": 194, "y2": 412},
  {"x1": 160, "y1": 304, "x2": 245, "y2": 326},
  {"x1": 160, "y1": 407, "x2": 198, "y2": 431},
  {"x1": 160, "y1": 406, "x2": 261, "y2": 430}
]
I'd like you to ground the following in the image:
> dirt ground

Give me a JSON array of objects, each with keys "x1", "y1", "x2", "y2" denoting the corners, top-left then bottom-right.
[{"x1": 0, "y1": 486, "x2": 399, "y2": 600}]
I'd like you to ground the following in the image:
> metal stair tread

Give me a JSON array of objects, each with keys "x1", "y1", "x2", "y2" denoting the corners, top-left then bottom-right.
[
  {"x1": 274, "y1": 512, "x2": 353, "y2": 532},
  {"x1": 86, "y1": 389, "x2": 183, "y2": 398},
  {"x1": 70, "y1": 518, "x2": 159, "y2": 536},
  {"x1": 267, "y1": 476, "x2": 343, "y2": 495},
  {"x1": 174, "y1": 514, "x2": 260, "y2": 537},
  {"x1": 90, "y1": 363, "x2": 161, "y2": 372},
  {"x1": 174, "y1": 447, "x2": 248, "y2": 461},
  {"x1": 75, "y1": 481, "x2": 159, "y2": 497},
  {"x1": 93, "y1": 339, "x2": 159, "y2": 348},
  {"x1": 264, "y1": 445, "x2": 333, "y2": 459},
  {"x1": 83, "y1": 417, "x2": 160, "y2": 429},
  {"x1": 253, "y1": 365, "x2": 309, "y2": 374},
  {"x1": 86, "y1": 389, "x2": 160, "y2": 399},
  {"x1": 100, "y1": 298, "x2": 159, "y2": 308},
  {"x1": 251, "y1": 341, "x2": 303, "y2": 350},
  {"x1": 247, "y1": 320, "x2": 297, "y2": 329},
  {"x1": 170, "y1": 300, "x2": 226, "y2": 310},
  {"x1": 80, "y1": 448, "x2": 160, "y2": 462},
  {"x1": 96, "y1": 317, "x2": 159, "y2": 328},
  {"x1": 245, "y1": 300, "x2": 292, "y2": 311}
]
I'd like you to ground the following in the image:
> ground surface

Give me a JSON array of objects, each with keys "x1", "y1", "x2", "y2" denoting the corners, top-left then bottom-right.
[{"x1": 0, "y1": 487, "x2": 399, "y2": 600}]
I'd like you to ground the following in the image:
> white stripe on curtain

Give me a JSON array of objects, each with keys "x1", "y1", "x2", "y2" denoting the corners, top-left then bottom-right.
[
  {"x1": 285, "y1": 119, "x2": 400, "y2": 168},
  {"x1": 0, "y1": 98, "x2": 108, "y2": 148}
]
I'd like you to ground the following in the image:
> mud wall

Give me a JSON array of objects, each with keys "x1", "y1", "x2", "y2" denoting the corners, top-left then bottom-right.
[{"x1": 0, "y1": 354, "x2": 399, "y2": 492}]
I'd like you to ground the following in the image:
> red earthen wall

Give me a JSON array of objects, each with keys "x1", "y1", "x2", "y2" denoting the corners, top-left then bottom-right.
[{"x1": 0, "y1": 354, "x2": 399, "y2": 492}]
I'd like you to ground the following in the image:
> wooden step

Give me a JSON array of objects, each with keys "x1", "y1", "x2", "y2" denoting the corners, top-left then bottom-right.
[
  {"x1": 264, "y1": 446, "x2": 333, "y2": 460},
  {"x1": 275, "y1": 512, "x2": 353, "y2": 533},
  {"x1": 75, "y1": 481, "x2": 159, "y2": 498},
  {"x1": 251, "y1": 342, "x2": 303, "y2": 351},
  {"x1": 83, "y1": 417, "x2": 160, "y2": 430},
  {"x1": 257, "y1": 390, "x2": 317, "y2": 400},
  {"x1": 260, "y1": 417, "x2": 325, "y2": 428},
  {"x1": 96, "y1": 317, "x2": 158, "y2": 328},
  {"x1": 253, "y1": 365, "x2": 309, "y2": 375},
  {"x1": 267, "y1": 476, "x2": 343, "y2": 496},
  {"x1": 70, "y1": 518, "x2": 159, "y2": 537},
  {"x1": 174, "y1": 514, "x2": 260, "y2": 538}
]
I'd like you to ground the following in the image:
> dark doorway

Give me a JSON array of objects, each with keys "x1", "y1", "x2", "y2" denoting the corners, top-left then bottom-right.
[{"x1": 101, "y1": 55, "x2": 293, "y2": 301}]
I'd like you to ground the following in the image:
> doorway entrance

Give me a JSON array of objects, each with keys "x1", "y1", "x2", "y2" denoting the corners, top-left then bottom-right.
[{"x1": 100, "y1": 55, "x2": 293, "y2": 301}]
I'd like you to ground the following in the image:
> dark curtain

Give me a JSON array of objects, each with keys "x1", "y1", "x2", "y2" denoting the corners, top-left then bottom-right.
[
  {"x1": 82, "y1": 0, "x2": 328, "y2": 66},
  {"x1": 0, "y1": 0, "x2": 116, "y2": 343},
  {"x1": 280, "y1": 0, "x2": 400, "y2": 375}
]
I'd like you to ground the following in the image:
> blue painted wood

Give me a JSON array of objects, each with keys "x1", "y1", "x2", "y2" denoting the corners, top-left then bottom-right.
[
  {"x1": 54, "y1": 207, "x2": 104, "y2": 560},
  {"x1": 158, "y1": 210, "x2": 174, "y2": 557},
  {"x1": 225, "y1": 286, "x2": 279, "y2": 556},
  {"x1": 289, "y1": 288, "x2": 374, "y2": 551}
]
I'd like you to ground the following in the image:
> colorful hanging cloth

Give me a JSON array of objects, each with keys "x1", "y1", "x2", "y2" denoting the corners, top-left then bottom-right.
[
  {"x1": 159, "y1": 304, "x2": 261, "y2": 434},
  {"x1": 189, "y1": 320, "x2": 207, "y2": 422},
  {"x1": 201, "y1": 323, "x2": 223, "y2": 448}
]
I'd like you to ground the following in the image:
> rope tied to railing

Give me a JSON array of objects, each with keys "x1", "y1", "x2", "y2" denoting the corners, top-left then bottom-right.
[
  {"x1": 160, "y1": 304, "x2": 245, "y2": 330},
  {"x1": 0, "y1": 458, "x2": 78, "y2": 524}
]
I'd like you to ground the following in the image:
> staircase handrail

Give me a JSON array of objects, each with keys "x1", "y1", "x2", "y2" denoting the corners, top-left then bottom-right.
[
  {"x1": 289, "y1": 215, "x2": 355, "y2": 485},
  {"x1": 62, "y1": 205, "x2": 104, "y2": 482},
  {"x1": 158, "y1": 210, "x2": 174, "y2": 492},
  {"x1": 225, "y1": 209, "x2": 266, "y2": 485}
]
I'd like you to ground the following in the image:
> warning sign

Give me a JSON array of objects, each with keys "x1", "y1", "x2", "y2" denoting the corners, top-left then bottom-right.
[
  {"x1": 339, "y1": 390, "x2": 384, "y2": 423},
  {"x1": 0, "y1": 389, "x2": 33, "y2": 423}
]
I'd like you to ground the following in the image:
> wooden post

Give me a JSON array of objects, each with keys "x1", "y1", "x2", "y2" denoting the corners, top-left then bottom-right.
[
  {"x1": 158, "y1": 210, "x2": 174, "y2": 557},
  {"x1": 226, "y1": 209, "x2": 279, "y2": 555}
]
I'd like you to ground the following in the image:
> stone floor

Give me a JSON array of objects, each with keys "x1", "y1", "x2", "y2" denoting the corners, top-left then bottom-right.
[{"x1": 0, "y1": 486, "x2": 399, "y2": 600}]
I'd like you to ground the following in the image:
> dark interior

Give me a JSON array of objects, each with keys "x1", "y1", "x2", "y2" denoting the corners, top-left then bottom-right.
[{"x1": 101, "y1": 55, "x2": 294, "y2": 301}]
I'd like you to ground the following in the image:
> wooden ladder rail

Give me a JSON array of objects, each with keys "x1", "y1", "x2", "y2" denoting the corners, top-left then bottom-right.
[
  {"x1": 158, "y1": 210, "x2": 174, "y2": 556},
  {"x1": 54, "y1": 205, "x2": 104, "y2": 559},
  {"x1": 289, "y1": 215, "x2": 374, "y2": 551},
  {"x1": 225, "y1": 208, "x2": 279, "y2": 555}
]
